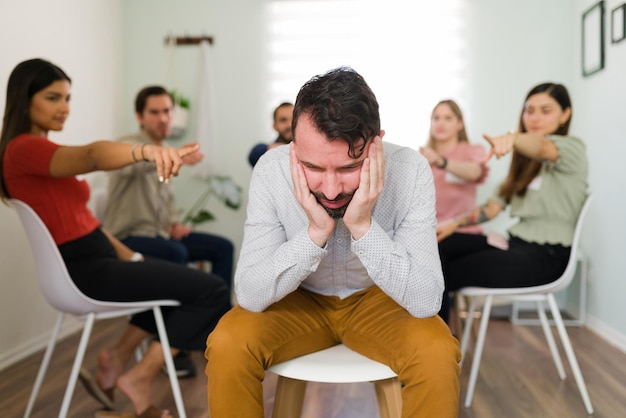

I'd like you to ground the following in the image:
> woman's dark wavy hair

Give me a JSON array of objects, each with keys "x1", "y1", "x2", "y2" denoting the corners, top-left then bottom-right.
[
  {"x1": 499, "y1": 82, "x2": 572, "y2": 203},
  {"x1": 0, "y1": 58, "x2": 71, "y2": 201},
  {"x1": 292, "y1": 67, "x2": 380, "y2": 159}
]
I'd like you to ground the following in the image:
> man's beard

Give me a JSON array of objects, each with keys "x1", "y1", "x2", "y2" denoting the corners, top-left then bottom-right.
[
  {"x1": 278, "y1": 132, "x2": 293, "y2": 144},
  {"x1": 312, "y1": 191, "x2": 354, "y2": 219}
]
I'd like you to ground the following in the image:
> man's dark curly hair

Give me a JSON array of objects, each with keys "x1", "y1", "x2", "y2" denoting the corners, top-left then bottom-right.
[{"x1": 292, "y1": 67, "x2": 380, "y2": 159}]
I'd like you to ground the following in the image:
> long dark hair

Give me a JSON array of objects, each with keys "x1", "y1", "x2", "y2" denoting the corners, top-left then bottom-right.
[
  {"x1": 499, "y1": 83, "x2": 572, "y2": 203},
  {"x1": 0, "y1": 58, "x2": 71, "y2": 201},
  {"x1": 292, "y1": 67, "x2": 380, "y2": 159}
]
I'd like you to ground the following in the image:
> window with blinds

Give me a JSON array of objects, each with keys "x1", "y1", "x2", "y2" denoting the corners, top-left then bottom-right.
[{"x1": 264, "y1": 0, "x2": 468, "y2": 148}]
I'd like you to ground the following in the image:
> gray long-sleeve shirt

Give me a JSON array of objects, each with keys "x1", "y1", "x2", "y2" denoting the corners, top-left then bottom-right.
[{"x1": 235, "y1": 142, "x2": 444, "y2": 318}]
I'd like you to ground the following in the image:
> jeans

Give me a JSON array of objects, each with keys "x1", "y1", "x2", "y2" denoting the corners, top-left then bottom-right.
[{"x1": 122, "y1": 232, "x2": 234, "y2": 289}]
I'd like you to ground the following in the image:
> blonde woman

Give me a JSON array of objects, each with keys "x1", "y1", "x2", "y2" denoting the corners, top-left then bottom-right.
[{"x1": 420, "y1": 99, "x2": 488, "y2": 235}]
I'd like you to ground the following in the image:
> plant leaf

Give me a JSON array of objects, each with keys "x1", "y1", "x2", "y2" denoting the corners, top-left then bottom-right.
[{"x1": 189, "y1": 209, "x2": 215, "y2": 225}]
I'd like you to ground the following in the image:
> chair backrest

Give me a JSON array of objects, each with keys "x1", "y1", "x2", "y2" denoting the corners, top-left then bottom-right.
[
  {"x1": 11, "y1": 199, "x2": 116, "y2": 315},
  {"x1": 547, "y1": 192, "x2": 593, "y2": 294}
]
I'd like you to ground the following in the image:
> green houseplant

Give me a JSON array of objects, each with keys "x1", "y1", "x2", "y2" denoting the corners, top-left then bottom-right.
[{"x1": 182, "y1": 175, "x2": 242, "y2": 226}]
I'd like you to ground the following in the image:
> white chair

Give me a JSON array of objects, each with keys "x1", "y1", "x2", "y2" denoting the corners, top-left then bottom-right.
[
  {"x1": 268, "y1": 344, "x2": 402, "y2": 418},
  {"x1": 458, "y1": 193, "x2": 594, "y2": 414},
  {"x1": 510, "y1": 246, "x2": 588, "y2": 326},
  {"x1": 11, "y1": 199, "x2": 187, "y2": 418}
]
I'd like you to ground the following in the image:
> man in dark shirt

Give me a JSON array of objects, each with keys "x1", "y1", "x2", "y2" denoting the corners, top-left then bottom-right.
[{"x1": 247, "y1": 102, "x2": 294, "y2": 167}]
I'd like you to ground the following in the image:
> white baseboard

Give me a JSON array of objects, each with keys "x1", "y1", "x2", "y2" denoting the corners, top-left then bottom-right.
[
  {"x1": 0, "y1": 316, "x2": 83, "y2": 372},
  {"x1": 586, "y1": 314, "x2": 626, "y2": 354}
]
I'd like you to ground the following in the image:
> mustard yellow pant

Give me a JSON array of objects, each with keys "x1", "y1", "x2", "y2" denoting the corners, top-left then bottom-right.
[{"x1": 205, "y1": 286, "x2": 461, "y2": 417}]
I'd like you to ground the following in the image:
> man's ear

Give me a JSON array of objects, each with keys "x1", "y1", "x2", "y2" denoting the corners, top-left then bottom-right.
[{"x1": 379, "y1": 130, "x2": 386, "y2": 140}]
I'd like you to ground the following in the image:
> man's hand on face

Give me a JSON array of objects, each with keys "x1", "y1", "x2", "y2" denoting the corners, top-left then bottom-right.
[
  {"x1": 290, "y1": 143, "x2": 336, "y2": 247},
  {"x1": 343, "y1": 135, "x2": 385, "y2": 240}
]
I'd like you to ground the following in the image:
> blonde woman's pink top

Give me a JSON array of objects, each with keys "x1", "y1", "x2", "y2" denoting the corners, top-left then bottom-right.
[{"x1": 432, "y1": 142, "x2": 488, "y2": 234}]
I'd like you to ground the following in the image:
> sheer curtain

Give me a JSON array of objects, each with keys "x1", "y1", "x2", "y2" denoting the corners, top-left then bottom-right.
[{"x1": 264, "y1": 0, "x2": 468, "y2": 149}]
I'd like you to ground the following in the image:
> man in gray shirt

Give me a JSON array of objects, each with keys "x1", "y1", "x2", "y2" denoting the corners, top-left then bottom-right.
[
  {"x1": 105, "y1": 86, "x2": 234, "y2": 377},
  {"x1": 206, "y1": 67, "x2": 461, "y2": 416}
]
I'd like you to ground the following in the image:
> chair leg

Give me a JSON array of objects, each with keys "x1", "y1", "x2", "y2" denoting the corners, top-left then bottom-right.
[
  {"x1": 459, "y1": 297, "x2": 477, "y2": 364},
  {"x1": 464, "y1": 296, "x2": 480, "y2": 342},
  {"x1": 547, "y1": 295, "x2": 594, "y2": 414},
  {"x1": 59, "y1": 313, "x2": 96, "y2": 418},
  {"x1": 272, "y1": 376, "x2": 307, "y2": 418},
  {"x1": 452, "y1": 292, "x2": 464, "y2": 340},
  {"x1": 153, "y1": 307, "x2": 186, "y2": 418},
  {"x1": 373, "y1": 377, "x2": 402, "y2": 418},
  {"x1": 464, "y1": 295, "x2": 493, "y2": 408},
  {"x1": 23, "y1": 313, "x2": 65, "y2": 418},
  {"x1": 536, "y1": 300, "x2": 566, "y2": 379}
]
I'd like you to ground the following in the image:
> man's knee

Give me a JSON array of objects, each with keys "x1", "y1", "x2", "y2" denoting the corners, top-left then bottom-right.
[
  {"x1": 164, "y1": 240, "x2": 189, "y2": 264},
  {"x1": 408, "y1": 316, "x2": 461, "y2": 372},
  {"x1": 206, "y1": 308, "x2": 262, "y2": 359}
]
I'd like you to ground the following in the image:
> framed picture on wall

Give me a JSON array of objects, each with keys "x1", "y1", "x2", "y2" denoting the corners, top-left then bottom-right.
[
  {"x1": 582, "y1": 0, "x2": 605, "y2": 77},
  {"x1": 612, "y1": 3, "x2": 626, "y2": 43}
]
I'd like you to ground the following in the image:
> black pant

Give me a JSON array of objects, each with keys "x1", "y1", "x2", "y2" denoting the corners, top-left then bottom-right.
[
  {"x1": 58, "y1": 228, "x2": 232, "y2": 350},
  {"x1": 122, "y1": 232, "x2": 234, "y2": 289},
  {"x1": 438, "y1": 233, "x2": 570, "y2": 323}
]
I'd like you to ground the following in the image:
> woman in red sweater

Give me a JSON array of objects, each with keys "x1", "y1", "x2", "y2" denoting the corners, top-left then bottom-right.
[{"x1": 0, "y1": 58, "x2": 231, "y2": 418}]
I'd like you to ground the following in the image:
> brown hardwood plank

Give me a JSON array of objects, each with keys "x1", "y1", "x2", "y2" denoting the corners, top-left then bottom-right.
[
  {"x1": 1, "y1": 315, "x2": 625, "y2": 417},
  {"x1": 457, "y1": 318, "x2": 626, "y2": 418}
]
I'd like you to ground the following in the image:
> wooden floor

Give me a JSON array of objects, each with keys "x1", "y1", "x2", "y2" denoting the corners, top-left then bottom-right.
[{"x1": 1, "y1": 315, "x2": 625, "y2": 418}]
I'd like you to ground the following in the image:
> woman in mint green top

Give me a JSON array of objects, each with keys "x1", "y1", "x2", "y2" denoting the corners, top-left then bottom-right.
[{"x1": 436, "y1": 82, "x2": 588, "y2": 323}]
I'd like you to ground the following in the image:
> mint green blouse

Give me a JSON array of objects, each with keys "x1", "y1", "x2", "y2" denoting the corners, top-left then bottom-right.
[{"x1": 489, "y1": 135, "x2": 588, "y2": 247}]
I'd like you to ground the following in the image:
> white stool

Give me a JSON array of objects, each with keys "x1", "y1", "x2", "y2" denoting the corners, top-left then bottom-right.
[{"x1": 268, "y1": 344, "x2": 402, "y2": 418}]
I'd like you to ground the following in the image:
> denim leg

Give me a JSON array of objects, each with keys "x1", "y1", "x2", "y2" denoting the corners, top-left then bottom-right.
[
  {"x1": 122, "y1": 236, "x2": 189, "y2": 264},
  {"x1": 179, "y1": 232, "x2": 234, "y2": 288}
]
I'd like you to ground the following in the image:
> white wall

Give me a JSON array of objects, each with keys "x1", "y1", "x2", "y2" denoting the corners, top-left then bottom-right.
[
  {"x1": 117, "y1": 0, "x2": 266, "y2": 266},
  {"x1": 466, "y1": 0, "x2": 577, "y2": 231},
  {"x1": 572, "y1": 0, "x2": 626, "y2": 347},
  {"x1": 0, "y1": 0, "x2": 624, "y2": 372}
]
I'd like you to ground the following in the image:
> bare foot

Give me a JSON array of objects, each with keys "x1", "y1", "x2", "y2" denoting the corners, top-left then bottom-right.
[
  {"x1": 142, "y1": 407, "x2": 173, "y2": 418},
  {"x1": 96, "y1": 348, "x2": 124, "y2": 392},
  {"x1": 116, "y1": 368, "x2": 154, "y2": 415}
]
